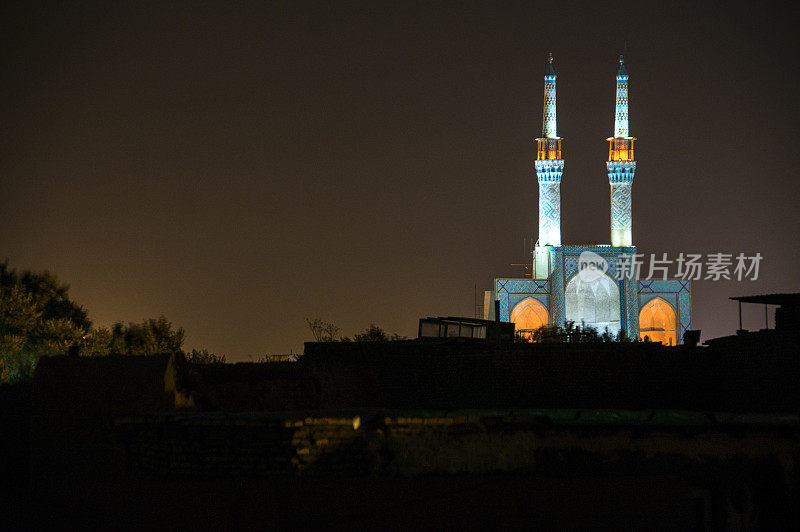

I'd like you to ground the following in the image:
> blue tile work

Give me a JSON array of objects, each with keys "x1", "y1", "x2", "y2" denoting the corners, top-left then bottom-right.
[
  {"x1": 494, "y1": 247, "x2": 692, "y2": 344},
  {"x1": 549, "y1": 251, "x2": 566, "y2": 328},
  {"x1": 639, "y1": 293, "x2": 678, "y2": 313},
  {"x1": 536, "y1": 179, "x2": 562, "y2": 246},
  {"x1": 542, "y1": 71, "x2": 557, "y2": 137},
  {"x1": 614, "y1": 63, "x2": 630, "y2": 138},
  {"x1": 509, "y1": 293, "x2": 550, "y2": 317},
  {"x1": 609, "y1": 180, "x2": 633, "y2": 240},
  {"x1": 624, "y1": 275, "x2": 639, "y2": 338},
  {"x1": 495, "y1": 279, "x2": 549, "y2": 321},
  {"x1": 558, "y1": 246, "x2": 629, "y2": 282},
  {"x1": 551, "y1": 246, "x2": 639, "y2": 335},
  {"x1": 608, "y1": 162, "x2": 636, "y2": 184},
  {"x1": 638, "y1": 279, "x2": 692, "y2": 342}
]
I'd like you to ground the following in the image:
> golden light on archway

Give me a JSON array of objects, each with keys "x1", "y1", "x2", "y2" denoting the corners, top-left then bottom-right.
[
  {"x1": 639, "y1": 297, "x2": 677, "y2": 346},
  {"x1": 510, "y1": 297, "x2": 549, "y2": 340}
]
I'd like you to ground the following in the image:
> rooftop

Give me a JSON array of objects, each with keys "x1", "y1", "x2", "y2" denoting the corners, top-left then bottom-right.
[{"x1": 729, "y1": 293, "x2": 800, "y2": 306}]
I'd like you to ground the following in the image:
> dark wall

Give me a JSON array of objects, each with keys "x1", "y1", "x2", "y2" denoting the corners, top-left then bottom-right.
[
  {"x1": 28, "y1": 354, "x2": 176, "y2": 490},
  {"x1": 299, "y1": 338, "x2": 800, "y2": 411},
  {"x1": 44, "y1": 411, "x2": 800, "y2": 529},
  {"x1": 7, "y1": 338, "x2": 800, "y2": 529},
  {"x1": 190, "y1": 362, "x2": 317, "y2": 411},
  {"x1": 0, "y1": 382, "x2": 31, "y2": 514}
]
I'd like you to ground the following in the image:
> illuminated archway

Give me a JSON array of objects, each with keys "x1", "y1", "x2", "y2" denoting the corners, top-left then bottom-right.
[
  {"x1": 510, "y1": 297, "x2": 549, "y2": 340},
  {"x1": 639, "y1": 297, "x2": 677, "y2": 345},
  {"x1": 565, "y1": 273, "x2": 621, "y2": 336}
]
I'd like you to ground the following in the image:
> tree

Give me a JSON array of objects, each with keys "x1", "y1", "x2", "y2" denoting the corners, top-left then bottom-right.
[
  {"x1": 186, "y1": 348, "x2": 226, "y2": 364},
  {"x1": 353, "y1": 324, "x2": 388, "y2": 342},
  {"x1": 0, "y1": 287, "x2": 85, "y2": 382},
  {"x1": 1, "y1": 263, "x2": 89, "y2": 382},
  {"x1": 0, "y1": 261, "x2": 90, "y2": 331},
  {"x1": 0, "y1": 261, "x2": 214, "y2": 381},
  {"x1": 79, "y1": 327, "x2": 113, "y2": 357},
  {"x1": 515, "y1": 323, "x2": 637, "y2": 344},
  {"x1": 87, "y1": 317, "x2": 185, "y2": 356},
  {"x1": 306, "y1": 318, "x2": 340, "y2": 342},
  {"x1": 306, "y1": 319, "x2": 406, "y2": 343},
  {"x1": 615, "y1": 329, "x2": 633, "y2": 343}
]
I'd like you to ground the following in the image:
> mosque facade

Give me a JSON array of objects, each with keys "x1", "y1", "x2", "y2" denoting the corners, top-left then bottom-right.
[{"x1": 487, "y1": 55, "x2": 691, "y2": 344}]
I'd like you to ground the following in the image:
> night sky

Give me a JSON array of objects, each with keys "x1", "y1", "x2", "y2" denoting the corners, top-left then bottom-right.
[{"x1": 2, "y1": 1, "x2": 799, "y2": 360}]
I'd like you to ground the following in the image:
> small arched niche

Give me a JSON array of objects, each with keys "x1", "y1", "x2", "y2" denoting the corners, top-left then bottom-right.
[
  {"x1": 510, "y1": 297, "x2": 549, "y2": 340},
  {"x1": 639, "y1": 297, "x2": 677, "y2": 346}
]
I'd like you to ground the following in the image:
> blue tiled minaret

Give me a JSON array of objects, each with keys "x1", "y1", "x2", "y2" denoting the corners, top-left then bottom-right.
[
  {"x1": 534, "y1": 53, "x2": 564, "y2": 279},
  {"x1": 607, "y1": 56, "x2": 636, "y2": 247},
  {"x1": 492, "y1": 53, "x2": 691, "y2": 345}
]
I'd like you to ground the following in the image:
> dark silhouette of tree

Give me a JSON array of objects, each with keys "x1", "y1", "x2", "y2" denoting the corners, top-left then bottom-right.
[
  {"x1": 516, "y1": 322, "x2": 639, "y2": 344},
  {"x1": 0, "y1": 260, "x2": 195, "y2": 382},
  {"x1": 306, "y1": 318, "x2": 340, "y2": 342},
  {"x1": 353, "y1": 324, "x2": 410, "y2": 341},
  {"x1": 0, "y1": 261, "x2": 90, "y2": 330},
  {"x1": 354, "y1": 323, "x2": 388, "y2": 342},
  {"x1": 83, "y1": 317, "x2": 185, "y2": 356},
  {"x1": 1, "y1": 262, "x2": 89, "y2": 382},
  {"x1": 306, "y1": 319, "x2": 406, "y2": 342},
  {"x1": 186, "y1": 348, "x2": 226, "y2": 364}
]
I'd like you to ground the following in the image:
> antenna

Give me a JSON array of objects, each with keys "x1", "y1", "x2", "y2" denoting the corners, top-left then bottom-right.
[{"x1": 474, "y1": 282, "x2": 484, "y2": 319}]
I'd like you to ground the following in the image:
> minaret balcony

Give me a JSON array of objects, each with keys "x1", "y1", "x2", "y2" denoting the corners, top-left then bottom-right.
[
  {"x1": 535, "y1": 159, "x2": 564, "y2": 183},
  {"x1": 607, "y1": 160, "x2": 636, "y2": 184},
  {"x1": 607, "y1": 137, "x2": 635, "y2": 162},
  {"x1": 536, "y1": 137, "x2": 562, "y2": 161}
]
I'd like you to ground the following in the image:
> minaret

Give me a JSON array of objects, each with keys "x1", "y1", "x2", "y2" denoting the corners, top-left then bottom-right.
[
  {"x1": 607, "y1": 55, "x2": 636, "y2": 247},
  {"x1": 533, "y1": 53, "x2": 564, "y2": 278}
]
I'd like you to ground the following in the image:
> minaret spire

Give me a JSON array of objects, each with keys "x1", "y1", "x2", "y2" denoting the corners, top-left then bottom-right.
[
  {"x1": 614, "y1": 55, "x2": 629, "y2": 138},
  {"x1": 534, "y1": 53, "x2": 564, "y2": 278},
  {"x1": 607, "y1": 55, "x2": 636, "y2": 247},
  {"x1": 542, "y1": 53, "x2": 557, "y2": 138}
]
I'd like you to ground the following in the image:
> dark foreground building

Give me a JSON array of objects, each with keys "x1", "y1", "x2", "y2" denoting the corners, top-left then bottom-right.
[{"x1": 2, "y1": 328, "x2": 799, "y2": 530}]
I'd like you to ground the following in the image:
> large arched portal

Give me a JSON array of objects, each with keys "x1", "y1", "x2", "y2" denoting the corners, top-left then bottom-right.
[
  {"x1": 639, "y1": 297, "x2": 677, "y2": 345},
  {"x1": 565, "y1": 274, "x2": 621, "y2": 336},
  {"x1": 510, "y1": 297, "x2": 549, "y2": 340}
]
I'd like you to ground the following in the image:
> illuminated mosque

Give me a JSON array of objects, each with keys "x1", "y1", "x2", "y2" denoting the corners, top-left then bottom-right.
[{"x1": 487, "y1": 55, "x2": 692, "y2": 344}]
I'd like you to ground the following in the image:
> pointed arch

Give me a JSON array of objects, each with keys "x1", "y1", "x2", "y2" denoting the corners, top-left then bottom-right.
[
  {"x1": 510, "y1": 297, "x2": 549, "y2": 340},
  {"x1": 564, "y1": 273, "x2": 621, "y2": 336},
  {"x1": 639, "y1": 297, "x2": 677, "y2": 346}
]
